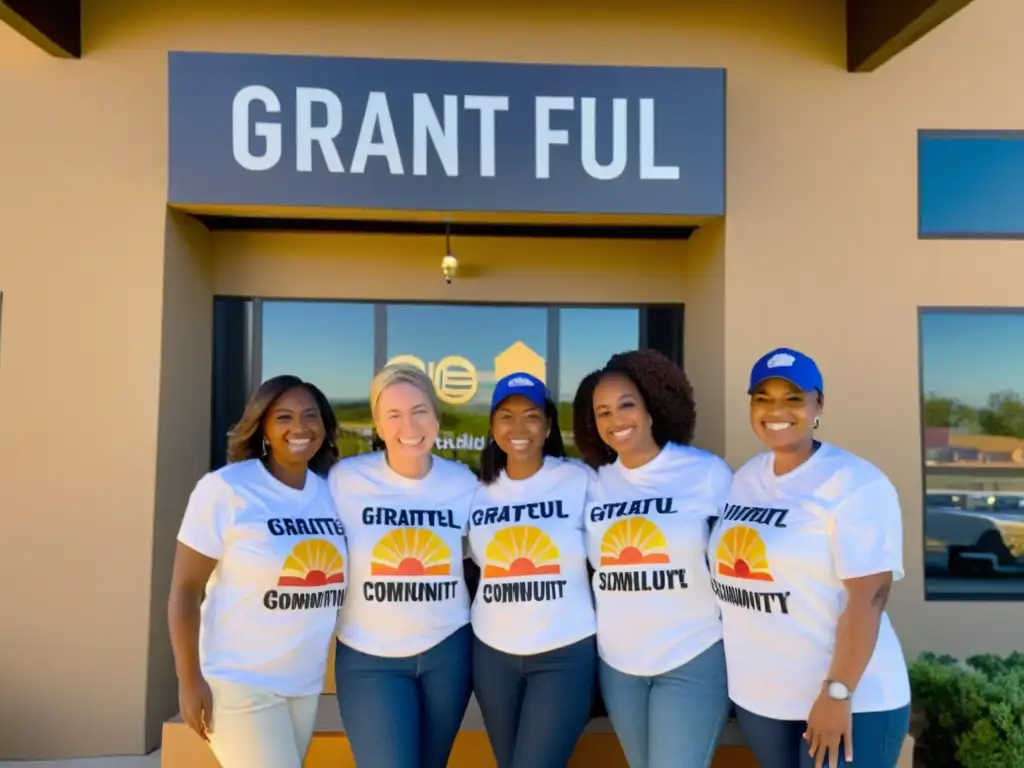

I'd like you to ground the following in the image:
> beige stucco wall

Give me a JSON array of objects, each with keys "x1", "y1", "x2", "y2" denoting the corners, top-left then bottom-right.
[
  {"x1": 145, "y1": 212, "x2": 214, "y2": 745},
  {"x1": 0, "y1": 0, "x2": 1022, "y2": 759}
]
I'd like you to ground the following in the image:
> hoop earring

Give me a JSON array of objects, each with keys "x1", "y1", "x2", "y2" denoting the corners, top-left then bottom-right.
[
  {"x1": 813, "y1": 417, "x2": 821, "y2": 430},
  {"x1": 262, "y1": 437, "x2": 269, "y2": 456}
]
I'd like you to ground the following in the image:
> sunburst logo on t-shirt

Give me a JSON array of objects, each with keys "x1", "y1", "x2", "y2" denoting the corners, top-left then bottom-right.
[
  {"x1": 277, "y1": 539, "x2": 346, "y2": 587},
  {"x1": 600, "y1": 518, "x2": 671, "y2": 567},
  {"x1": 483, "y1": 525, "x2": 562, "y2": 578},
  {"x1": 370, "y1": 528, "x2": 452, "y2": 576},
  {"x1": 715, "y1": 525, "x2": 774, "y2": 581}
]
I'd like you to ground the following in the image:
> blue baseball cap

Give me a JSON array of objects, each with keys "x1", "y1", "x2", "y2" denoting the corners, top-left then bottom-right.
[
  {"x1": 490, "y1": 372, "x2": 548, "y2": 412},
  {"x1": 748, "y1": 347, "x2": 823, "y2": 394}
]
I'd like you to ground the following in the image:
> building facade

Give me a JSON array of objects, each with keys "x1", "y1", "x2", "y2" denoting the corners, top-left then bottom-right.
[{"x1": 1, "y1": 0, "x2": 1022, "y2": 761}]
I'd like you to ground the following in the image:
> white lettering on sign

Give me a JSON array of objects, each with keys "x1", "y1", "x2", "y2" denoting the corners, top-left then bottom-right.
[
  {"x1": 582, "y1": 97, "x2": 627, "y2": 180},
  {"x1": 639, "y1": 99, "x2": 680, "y2": 180},
  {"x1": 413, "y1": 93, "x2": 458, "y2": 176},
  {"x1": 231, "y1": 86, "x2": 679, "y2": 182},
  {"x1": 536, "y1": 96, "x2": 679, "y2": 181},
  {"x1": 296, "y1": 87, "x2": 343, "y2": 172},
  {"x1": 352, "y1": 92, "x2": 403, "y2": 174},
  {"x1": 233, "y1": 85, "x2": 283, "y2": 171},
  {"x1": 463, "y1": 95, "x2": 510, "y2": 177}
]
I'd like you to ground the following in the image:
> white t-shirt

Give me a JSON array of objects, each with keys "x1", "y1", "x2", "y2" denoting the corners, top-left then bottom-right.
[
  {"x1": 329, "y1": 452, "x2": 477, "y2": 657},
  {"x1": 584, "y1": 442, "x2": 732, "y2": 676},
  {"x1": 709, "y1": 442, "x2": 911, "y2": 720},
  {"x1": 177, "y1": 459, "x2": 348, "y2": 697},
  {"x1": 468, "y1": 457, "x2": 596, "y2": 655}
]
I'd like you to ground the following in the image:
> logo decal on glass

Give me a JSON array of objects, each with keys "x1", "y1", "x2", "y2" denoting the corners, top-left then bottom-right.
[{"x1": 386, "y1": 341, "x2": 547, "y2": 407}]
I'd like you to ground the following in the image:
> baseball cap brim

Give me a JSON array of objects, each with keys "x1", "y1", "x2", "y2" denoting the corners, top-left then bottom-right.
[{"x1": 747, "y1": 373, "x2": 818, "y2": 395}]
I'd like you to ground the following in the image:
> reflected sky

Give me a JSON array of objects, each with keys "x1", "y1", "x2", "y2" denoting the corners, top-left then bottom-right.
[
  {"x1": 261, "y1": 301, "x2": 375, "y2": 402},
  {"x1": 560, "y1": 307, "x2": 639, "y2": 399},
  {"x1": 919, "y1": 132, "x2": 1024, "y2": 237},
  {"x1": 261, "y1": 301, "x2": 644, "y2": 403},
  {"x1": 921, "y1": 311, "x2": 1024, "y2": 406}
]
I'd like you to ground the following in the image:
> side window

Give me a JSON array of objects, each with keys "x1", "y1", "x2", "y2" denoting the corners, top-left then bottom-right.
[{"x1": 920, "y1": 309, "x2": 1024, "y2": 601}]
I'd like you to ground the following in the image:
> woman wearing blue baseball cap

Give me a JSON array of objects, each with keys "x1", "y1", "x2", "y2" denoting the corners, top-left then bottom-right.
[
  {"x1": 709, "y1": 347, "x2": 911, "y2": 768},
  {"x1": 573, "y1": 349, "x2": 732, "y2": 768},
  {"x1": 468, "y1": 371, "x2": 597, "y2": 768}
]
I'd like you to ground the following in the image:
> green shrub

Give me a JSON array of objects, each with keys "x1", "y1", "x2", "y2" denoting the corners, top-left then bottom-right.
[{"x1": 909, "y1": 651, "x2": 1024, "y2": 768}]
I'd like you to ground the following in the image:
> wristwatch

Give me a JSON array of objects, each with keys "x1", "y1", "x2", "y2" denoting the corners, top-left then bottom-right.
[{"x1": 825, "y1": 680, "x2": 852, "y2": 701}]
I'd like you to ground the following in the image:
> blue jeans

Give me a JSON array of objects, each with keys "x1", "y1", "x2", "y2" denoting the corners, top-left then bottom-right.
[
  {"x1": 599, "y1": 640, "x2": 729, "y2": 768},
  {"x1": 734, "y1": 702, "x2": 911, "y2": 768},
  {"x1": 334, "y1": 625, "x2": 473, "y2": 768},
  {"x1": 473, "y1": 633, "x2": 597, "y2": 768}
]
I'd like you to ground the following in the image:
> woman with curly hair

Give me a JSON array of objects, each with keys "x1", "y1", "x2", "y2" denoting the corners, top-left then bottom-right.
[
  {"x1": 168, "y1": 375, "x2": 345, "y2": 768},
  {"x1": 573, "y1": 349, "x2": 732, "y2": 768}
]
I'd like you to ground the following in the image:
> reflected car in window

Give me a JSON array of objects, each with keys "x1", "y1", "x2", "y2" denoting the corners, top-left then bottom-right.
[{"x1": 925, "y1": 490, "x2": 1024, "y2": 577}]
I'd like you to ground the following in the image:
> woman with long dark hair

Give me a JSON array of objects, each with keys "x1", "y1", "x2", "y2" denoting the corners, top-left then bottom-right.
[
  {"x1": 168, "y1": 375, "x2": 344, "y2": 768},
  {"x1": 468, "y1": 372, "x2": 597, "y2": 768},
  {"x1": 329, "y1": 363, "x2": 477, "y2": 768},
  {"x1": 574, "y1": 349, "x2": 732, "y2": 768},
  {"x1": 710, "y1": 348, "x2": 910, "y2": 768}
]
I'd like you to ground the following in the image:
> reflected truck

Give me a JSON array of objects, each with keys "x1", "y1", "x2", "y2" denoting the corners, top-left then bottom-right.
[{"x1": 925, "y1": 490, "x2": 1024, "y2": 577}]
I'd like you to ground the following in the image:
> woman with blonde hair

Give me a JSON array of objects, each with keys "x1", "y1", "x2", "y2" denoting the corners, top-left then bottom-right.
[{"x1": 329, "y1": 363, "x2": 478, "y2": 768}]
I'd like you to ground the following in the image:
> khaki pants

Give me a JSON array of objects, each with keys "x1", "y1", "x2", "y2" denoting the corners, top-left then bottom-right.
[{"x1": 207, "y1": 679, "x2": 319, "y2": 768}]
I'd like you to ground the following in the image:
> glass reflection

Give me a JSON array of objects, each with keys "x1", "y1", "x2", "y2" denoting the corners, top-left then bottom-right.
[
  {"x1": 257, "y1": 301, "x2": 659, "y2": 474},
  {"x1": 921, "y1": 310, "x2": 1024, "y2": 600},
  {"x1": 559, "y1": 308, "x2": 641, "y2": 459},
  {"x1": 385, "y1": 304, "x2": 549, "y2": 470},
  {"x1": 262, "y1": 301, "x2": 376, "y2": 459}
]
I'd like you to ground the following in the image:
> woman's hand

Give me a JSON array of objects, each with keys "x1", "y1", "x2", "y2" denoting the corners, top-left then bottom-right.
[
  {"x1": 179, "y1": 675, "x2": 214, "y2": 742},
  {"x1": 168, "y1": 543, "x2": 219, "y2": 743},
  {"x1": 804, "y1": 689, "x2": 852, "y2": 768}
]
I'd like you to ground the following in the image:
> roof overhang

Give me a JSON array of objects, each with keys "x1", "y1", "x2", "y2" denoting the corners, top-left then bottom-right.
[
  {"x1": 0, "y1": 0, "x2": 80, "y2": 58},
  {"x1": 847, "y1": 0, "x2": 976, "y2": 71},
  {"x1": 0, "y1": 0, "x2": 974, "y2": 71}
]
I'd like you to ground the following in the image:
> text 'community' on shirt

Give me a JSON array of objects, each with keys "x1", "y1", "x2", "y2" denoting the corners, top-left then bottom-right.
[{"x1": 329, "y1": 452, "x2": 477, "y2": 658}]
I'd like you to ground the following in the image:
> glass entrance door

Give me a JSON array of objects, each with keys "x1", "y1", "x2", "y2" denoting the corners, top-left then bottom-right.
[{"x1": 211, "y1": 300, "x2": 682, "y2": 471}]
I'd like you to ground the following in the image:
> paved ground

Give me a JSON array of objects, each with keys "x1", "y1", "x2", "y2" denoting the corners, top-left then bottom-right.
[{"x1": 0, "y1": 753, "x2": 160, "y2": 768}]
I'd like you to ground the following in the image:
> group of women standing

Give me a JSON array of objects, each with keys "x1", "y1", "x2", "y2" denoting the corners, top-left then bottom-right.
[{"x1": 168, "y1": 345, "x2": 912, "y2": 768}]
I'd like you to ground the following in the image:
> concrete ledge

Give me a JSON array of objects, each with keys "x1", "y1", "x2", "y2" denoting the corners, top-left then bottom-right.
[
  {"x1": 161, "y1": 694, "x2": 914, "y2": 768},
  {"x1": 164, "y1": 693, "x2": 746, "y2": 743}
]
